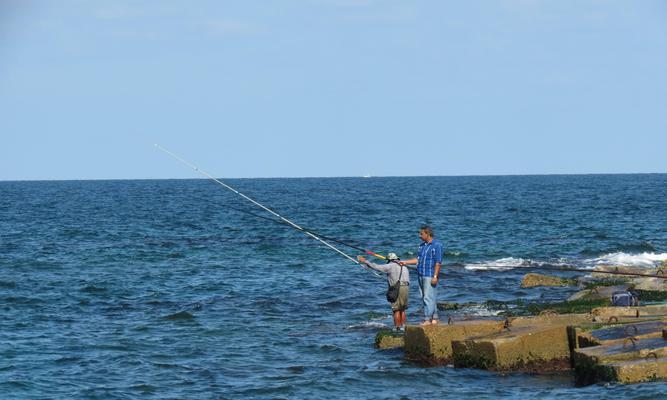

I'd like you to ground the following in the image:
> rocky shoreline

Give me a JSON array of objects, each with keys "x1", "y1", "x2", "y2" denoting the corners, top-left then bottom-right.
[{"x1": 375, "y1": 263, "x2": 667, "y2": 386}]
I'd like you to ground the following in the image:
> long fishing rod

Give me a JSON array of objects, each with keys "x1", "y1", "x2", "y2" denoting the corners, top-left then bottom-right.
[
  {"x1": 532, "y1": 264, "x2": 667, "y2": 280},
  {"x1": 154, "y1": 144, "x2": 381, "y2": 277},
  {"x1": 221, "y1": 202, "x2": 388, "y2": 260}
]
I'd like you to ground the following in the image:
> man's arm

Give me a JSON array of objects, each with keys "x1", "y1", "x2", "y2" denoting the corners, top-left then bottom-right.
[
  {"x1": 357, "y1": 256, "x2": 389, "y2": 273},
  {"x1": 400, "y1": 258, "x2": 418, "y2": 266},
  {"x1": 431, "y1": 241, "x2": 444, "y2": 285},
  {"x1": 431, "y1": 262, "x2": 441, "y2": 285}
]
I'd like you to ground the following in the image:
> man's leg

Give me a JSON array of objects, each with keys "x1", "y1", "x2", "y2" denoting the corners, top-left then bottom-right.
[
  {"x1": 392, "y1": 310, "x2": 401, "y2": 328},
  {"x1": 423, "y1": 278, "x2": 439, "y2": 323},
  {"x1": 400, "y1": 310, "x2": 407, "y2": 327},
  {"x1": 419, "y1": 276, "x2": 431, "y2": 324}
]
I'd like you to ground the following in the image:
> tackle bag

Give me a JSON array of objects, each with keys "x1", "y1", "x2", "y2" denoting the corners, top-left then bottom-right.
[
  {"x1": 611, "y1": 291, "x2": 639, "y2": 307},
  {"x1": 386, "y1": 264, "x2": 404, "y2": 303}
]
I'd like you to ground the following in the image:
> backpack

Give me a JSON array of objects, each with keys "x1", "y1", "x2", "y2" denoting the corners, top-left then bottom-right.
[{"x1": 611, "y1": 291, "x2": 639, "y2": 307}]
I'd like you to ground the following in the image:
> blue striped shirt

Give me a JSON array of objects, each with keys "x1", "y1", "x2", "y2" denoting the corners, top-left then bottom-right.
[{"x1": 417, "y1": 239, "x2": 443, "y2": 277}]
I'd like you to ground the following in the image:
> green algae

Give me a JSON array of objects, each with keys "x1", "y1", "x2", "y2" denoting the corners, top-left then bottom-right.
[{"x1": 524, "y1": 298, "x2": 610, "y2": 316}]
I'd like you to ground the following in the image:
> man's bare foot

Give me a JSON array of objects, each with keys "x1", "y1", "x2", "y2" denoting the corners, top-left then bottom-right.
[
  {"x1": 420, "y1": 320, "x2": 432, "y2": 326},
  {"x1": 430, "y1": 319, "x2": 439, "y2": 325}
]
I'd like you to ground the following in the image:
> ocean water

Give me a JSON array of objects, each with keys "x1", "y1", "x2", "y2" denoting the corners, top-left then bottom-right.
[{"x1": 1, "y1": 174, "x2": 667, "y2": 399}]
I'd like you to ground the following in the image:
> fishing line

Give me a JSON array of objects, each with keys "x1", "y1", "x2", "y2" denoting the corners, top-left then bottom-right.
[
  {"x1": 221, "y1": 202, "x2": 388, "y2": 259},
  {"x1": 155, "y1": 144, "x2": 382, "y2": 277}
]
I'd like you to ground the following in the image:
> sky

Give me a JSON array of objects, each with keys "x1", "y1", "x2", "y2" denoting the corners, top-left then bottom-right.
[{"x1": 1, "y1": 0, "x2": 666, "y2": 180}]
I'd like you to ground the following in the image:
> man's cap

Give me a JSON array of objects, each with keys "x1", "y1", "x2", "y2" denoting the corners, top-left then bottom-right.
[{"x1": 387, "y1": 252, "x2": 400, "y2": 261}]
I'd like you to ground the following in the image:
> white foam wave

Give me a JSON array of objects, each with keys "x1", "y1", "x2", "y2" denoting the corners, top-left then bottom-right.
[
  {"x1": 464, "y1": 257, "x2": 530, "y2": 271},
  {"x1": 344, "y1": 321, "x2": 387, "y2": 330},
  {"x1": 588, "y1": 252, "x2": 667, "y2": 268},
  {"x1": 460, "y1": 304, "x2": 505, "y2": 317}
]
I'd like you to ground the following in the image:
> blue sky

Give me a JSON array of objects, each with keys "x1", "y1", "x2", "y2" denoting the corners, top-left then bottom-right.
[{"x1": 1, "y1": 0, "x2": 666, "y2": 180}]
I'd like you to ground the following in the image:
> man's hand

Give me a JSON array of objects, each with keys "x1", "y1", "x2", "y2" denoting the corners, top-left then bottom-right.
[
  {"x1": 357, "y1": 256, "x2": 366, "y2": 263},
  {"x1": 431, "y1": 276, "x2": 438, "y2": 286}
]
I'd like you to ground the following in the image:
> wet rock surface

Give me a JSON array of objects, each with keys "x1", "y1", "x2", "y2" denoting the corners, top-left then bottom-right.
[
  {"x1": 379, "y1": 268, "x2": 667, "y2": 386},
  {"x1": 520, "y1": 273, "x2": 577, "y2": 288},
  {"x1": 375, "y1": 329, "x2": 405, "y2": 349}
]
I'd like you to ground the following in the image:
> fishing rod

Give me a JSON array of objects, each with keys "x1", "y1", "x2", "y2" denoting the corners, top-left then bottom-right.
[
  {"x1": 221, "y1": 202, "x2": 389, "y2": 260},
  {"x1": 154, "y1": 144, "x2": 382, "y2": 277},
  {"x1": 532, "y1": 264, "x2": 667, "y2": 280}
]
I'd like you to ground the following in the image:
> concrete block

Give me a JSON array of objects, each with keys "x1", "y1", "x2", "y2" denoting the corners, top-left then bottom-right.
[
  {"x1": 591, "y1": 305, "x2": 667, "y2": 320},
  {"x1": 452, "y1": 324, "x2": 572, "y2": 372},
  {"x1": 403, "y1": 319, "x2": 504, "y2": 365},
  {"x1": 375, "y1": 330, "x2": 404, "y2": 349},
  {"x1": 573, "y1": 337, "x2": 667, "y2": 385}
]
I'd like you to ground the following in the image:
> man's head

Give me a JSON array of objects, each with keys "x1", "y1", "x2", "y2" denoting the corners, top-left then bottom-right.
[
  {"x1": 386, "y1": 252, "x2": 400, "y2": 263},
  {"x1": 419, "y1": 225, "x2": 434, "y2": 242}
]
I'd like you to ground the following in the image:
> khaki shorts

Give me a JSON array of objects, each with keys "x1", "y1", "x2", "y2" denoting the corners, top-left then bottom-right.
[{"x1": 391, "y1": 284, "x2": 409, "y2": 311}]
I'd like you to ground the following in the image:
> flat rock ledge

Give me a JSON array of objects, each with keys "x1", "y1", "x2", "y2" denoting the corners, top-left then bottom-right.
[
  {"x1": 399, "y1": 306, "x2": 667, "y2": 384},
  {"x1": 375, "y1": 330, "x2": 404, "y2": 350},
  {"x1": 520, "y1": 273, "x2": 577, "y2": 288}
]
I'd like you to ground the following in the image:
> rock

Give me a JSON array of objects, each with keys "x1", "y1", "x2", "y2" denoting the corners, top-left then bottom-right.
[
  {"x1": 375, "y1": 329, "x2": 404, "y2": 349},
  {"x1": 592, "y1": 265, "x2": 653, "y2": 280},
  {"x1": 567, "y1": 285, "x2": 628, "y2": 302},
  {"x1": 569, "y1": 319, "x2": 667, "y2": 348},
  {"x1": 403, "y1": 319, "x2": 504, "y2": 365},
  {"x1": 573, "y1": 337, "x2": 667, "y2": 385},
  {"x1": 452, "y1": 324, "x2": 572, "y2": 372},
  {"x1": 413, "y1": 313, "x2": 593, "y2": 371},
  {"x1": 632, "y1": 278, "x2": 667, "y2": 292},
  {"x1": 511, "y1": 313, "x2": 593, "y2": 327},
  {"x1": 520, "y1": 273, "x2": 577, "y2": 288},
  {"x1": 602, "y1": 357, "x2": 667, "y2": 384},
  {"x1": 591, "y1": 304, "x2": 667, "y2": 320}
]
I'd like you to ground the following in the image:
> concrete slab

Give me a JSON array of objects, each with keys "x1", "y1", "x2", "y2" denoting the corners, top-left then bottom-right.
[
  {"x1": 452, "y1": 324, "x2": 572, "y2": 372},
  {"x1": 375, "y1": 330, "x2": 404, "y2": 350},
  {"x1": 574, "y1": 338, "x2": 667, "y2": 385},
  {"x1": 570, "y1": 319, "x2": 666, "y2": 348},
  {"x1": 511, "y1": 312, "x2": 593, "y2": 328},
  {"x1": 567, "y1": 285, "x2": 627, "y2": 302},
  {"x1": 403, "y1": 319, "x2": 504, "y2": 365},
  {"x1": 591, "y1": 305, "x2": 667, "y2": 320},
  {"x1": 602, "y1": 357, "x2": 667, "y2": 384}
]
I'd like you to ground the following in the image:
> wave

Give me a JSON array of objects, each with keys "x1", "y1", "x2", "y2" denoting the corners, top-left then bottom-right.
[
  {"x1": 462, "y1": 252, "x2": 667, "y2": 272},
  {"x1": 587, "y1": 252, "x2": 667, "y2": 268},
  {"x1": 579, "y1": 242, "x2": 657, "y2": 256},
  {"x1": 344, "y1": 321, "x2": 387, "y2": 331},
  {"x1": 162, "y1": 311, "x2": 196, "y2": 321},
  {"x1": 464, "y1": 257, "x2": 531, "y2": 271}
]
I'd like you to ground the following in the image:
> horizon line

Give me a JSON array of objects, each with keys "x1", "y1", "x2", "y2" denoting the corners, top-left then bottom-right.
[{"x1": 1, "y1": 171, "x2": 666, "y2": 183}]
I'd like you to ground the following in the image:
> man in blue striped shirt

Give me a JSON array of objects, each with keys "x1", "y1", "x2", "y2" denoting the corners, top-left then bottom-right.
[{"x1": 401, "y1": 226, "x2": 443, "y2": 325}]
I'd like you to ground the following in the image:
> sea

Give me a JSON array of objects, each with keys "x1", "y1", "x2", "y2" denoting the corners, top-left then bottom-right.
[{"x1": 1, "y1": 174, "x2": 667, "y2": 399}]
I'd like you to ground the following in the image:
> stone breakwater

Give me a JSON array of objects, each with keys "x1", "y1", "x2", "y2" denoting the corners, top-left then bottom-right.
[
  {"x1": 375, "y1": 266, "x2": 667, "y2": 386},
  {"x1": 394, "y1": 307, "x2": 667, "y2": 385}
]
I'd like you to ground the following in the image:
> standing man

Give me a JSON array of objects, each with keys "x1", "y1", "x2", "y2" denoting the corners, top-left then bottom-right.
[
  {"x1": 358, "y1": 252, "x2": 409, "y2": 331},
  {"x1": 400, "y1": 226, "x2": 443, "y2": 326}
]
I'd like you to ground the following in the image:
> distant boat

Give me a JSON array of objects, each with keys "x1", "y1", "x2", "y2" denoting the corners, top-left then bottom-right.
[{"x1": 362, "y1": 174, "x2": 372, "y2": 178}]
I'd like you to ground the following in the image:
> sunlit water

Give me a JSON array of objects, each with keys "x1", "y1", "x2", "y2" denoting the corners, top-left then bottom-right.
[{"x1": 2, "y1": 175, "x2": 666, "y2": 399}]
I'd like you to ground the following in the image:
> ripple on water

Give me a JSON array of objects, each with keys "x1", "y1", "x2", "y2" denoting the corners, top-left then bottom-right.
[
  {"x1": 3, "y1": 177, "x2": 667, "y2": 399},
  {"x1": 161, "y1": 311, "x2": 196, "y2": 321}
]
